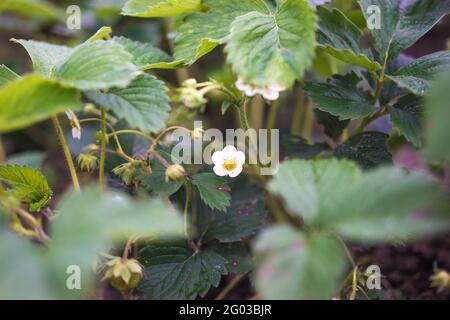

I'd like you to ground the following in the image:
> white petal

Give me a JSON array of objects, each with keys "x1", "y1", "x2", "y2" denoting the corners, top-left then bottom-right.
[
  {"x1": 262, "y1": 88, "x2": 280, "y2": 101},
  {"x1": 211, "y1": 150, "x2": 224, "y2": 165},
  {"x1": 65, "y1": 110, "x2": 73, "y2": 120},
  {"x1": 213, "y1": 165, "x2": 228, "y2": 176},
  {"x1": 228, "y1": 165, "x2": 243, "y2": 178},
  {"x1": 222, "y1": 145, "x2": 238, "y2": 157},
  {"x1": 235, "y1": 151, "x2": 245, "y2": 166},
  {"x1": 72, "y1": 128, "x2": 81, "y2": 140},
  {"x1": 268, "y1": 83, "x2": 285, "y2": 92},
  {"x1": 235, "y1": 78, "x2": 246, "y2": 91},
  {"x1": 243, "y1": 87, "x2": 257, "y2": 97}
]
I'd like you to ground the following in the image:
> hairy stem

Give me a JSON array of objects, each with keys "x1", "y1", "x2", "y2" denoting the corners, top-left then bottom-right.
[
  {"x1": 52, "y1": 116, "x2": 80, "y2": 192},
  {"x1": 215, "y1": 273, "x2": 247, "y2": 300},
  {"x1": 183, "y1": 182, "x2": 191, "y2": 237}
]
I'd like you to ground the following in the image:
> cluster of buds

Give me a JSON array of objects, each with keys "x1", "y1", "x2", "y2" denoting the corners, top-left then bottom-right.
[
  {"x1": 430, "y1": 269, "x2": 450, "y2": 293},
  {"x1": 113, "y1": 162, "x2": 136, "y2": 186},
  {"x1": 77, "y1": 153, "x2": 98, "y2": 172},
  {"x1": 176, "y1": 79, "x2": 222, "y2": 109},
  {"x1": 165, "y1": 164, "x2": 186, "y2": 183},
  {"x1": 102, "y1": 256, "x2": 143, "y2": 293}
]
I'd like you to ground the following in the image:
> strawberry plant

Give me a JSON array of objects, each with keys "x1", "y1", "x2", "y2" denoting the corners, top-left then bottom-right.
[{"x1": 0, "y1": 0, "x2": 450, "y2": 300}]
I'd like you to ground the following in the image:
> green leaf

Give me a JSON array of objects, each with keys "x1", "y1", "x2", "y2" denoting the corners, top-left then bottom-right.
[
  {"x1": 54, "y1": 41, "x2": 138, "y2": 90},
  {"x1": 426, "y1": 72, "x2": 450, "y2": 163},
  {"x1": 7, "y1": 151, "x2": 45, "y2": 169},
  {"x1": 304, "y1": 72, "x2": 376, "y2": 120},
  {"x1": 173, "y1": 0, "x2": 269, "y2": 64},
  {"x1": 359, "y1": 0, "x2": 400, "y2": 60},
  {"x1": 0, "y1": 164, "x2": 52, "y2": 212},
  {"x1": 213, "y1": 242, "x2": 253, "y2": 274},
  {"x1": 359, "y1": 0, "x2": 450, "y2": 60},
  {"x1": 0, "y1": 75, "x2": 81, "y2": 133},
  {"x1": 388, "y1": 94, "x2": 423, "y2": 147},
  {"x1": 0, "y1": 65, "x2": 20, "y2": 88},
  {"x1": 0, "y1": 231, "x2": 51, "y2": 299},
  {"x1": 316, "y1": 7, "x2": 381, "y2": 71},
  {"x1": 47, "y1": 188, "x2": 183, "y2": 298},
  {"x1": 195, "y1": 179, "x2": 265, "y2": 242},
  {"x1": 85, "y1": 74, "x2": 170, "y2": 133},
  {"x1": 221, "y1": 100, "x2": 233, "y2": 115},
  {"x1": 281, "y1": 135, "x2": 328, "y2": 160},
  {"x1": 253, "y1": 225, "x2": 347, "y2": 299},
  {"x1": 314, "y1": 109, "x2": 350, "y2": 140},
  {"x1": 12, "y1": 39, "x2": 74, "y2": 76},
  {"x1": 269, "y1": 159, "x2": 450, "y2": 243},
  {"x1": 329, "y1": 167, "x2": 450, "y2": 243},
  {"x1": 268, "y1": 159, "x2": 359, "y2": 225},
  {"x1": 386, "y1": 51, "x2": 450, "y2": 95},
  {"x1": 334, "y1": 132, "x2": 392, "y2": 169},
  {"x1": 0, "y1": 0, "x2": 60, "y2": 21},
  {"x1": 192, "y1": 172, "x2": 231, "y2": 212},
  {"x1": 122, "y1": 0, "x2": 202, "y2": 17},
  {"x1": 137, "y1": 240, "x2": 229, "y2": 299},
  {"x1": 225, "y1": 0, "x2": 316, "y2": 88},
  {"x1": 111, "y1": 37, "x2": 183, "y2": 70}
]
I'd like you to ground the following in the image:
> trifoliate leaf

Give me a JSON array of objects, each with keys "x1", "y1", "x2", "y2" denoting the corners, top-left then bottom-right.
[
  {"x1": 12, "y1": 39, "x2": 74, "y2": 76},
  {"x1": 225, "y1": 0, "x2": 317, "y2": 88},
  {"x1": 386, "y1": 51, "x2": 450, "y2": 95},
  {"x1": 253, "y1": 225, "x2": 347, "y2": 299},
  {"x1": 173, "y1": 0, "x2": 269, "y2": 64},
  {"x1": 426, "y1": 72, "x2": 450, "y2": 163},
  {"x1": 46, "y1": 189, "x2": 183, "y2": 298},
  {"x1": 329, "y1": 167, "x2": 450, "y2": 243},
  {"x1": 388, "y1": 94, "x2": 423, "y2": 147},
  {"x1": 316, "y1": 7, "x2": 381, "y2": 71},
  {"x1": 85, "y1": 74, "x2": 170, "y2": 133},
  {"x1": 137, "y1": 239, "x2": 249, "y2": 299},
  {"x1": 0, "y1": 65, "x2": 20, "y2": 88},
  {"x1": 0, "y1": 75, "x2": 81, "y2": 133},
  {"x1": 195, "y1": 178, "x2": 265, "y2": 242},
  {"x1": 304, "y1": 72, "x2": 376, "y2": 120},
  {"x1": 268, "y1": 159, "x2": 359, "y2": 225},
  {"x1": 111, "y1": 36, "x2": 182, "y2": 70},
  {"x1": 334, "y1": 132, "x2": 392, "y2": 169},
  {"x1": 0, "y1": 164, "x2": 52, "y2": 212},
  {"x1": 359, "y1": 0, "x2": 450, "y2": 60},
  {"x1": 54, "y1": 41, "x2": 138, "y2": 90},
  {"x1": 122, "y1": 0, "x2": 202, "y2": 17},
  {"x1": 269, "y1": 159, "x2": 450, "y2": 242},
  {"x1": 192, "y1": 172, "x2": 231, "y2": 212}
]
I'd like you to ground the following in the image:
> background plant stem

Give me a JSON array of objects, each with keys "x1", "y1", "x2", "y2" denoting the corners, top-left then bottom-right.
[
  {"x1": 52, "y1": 116, "x2": 80, "y2": 192},
  {"x1": 99, "y1": 108, "x2": 107, "y2": 189}
]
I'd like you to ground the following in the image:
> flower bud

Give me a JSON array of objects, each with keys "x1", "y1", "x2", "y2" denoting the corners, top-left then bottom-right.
[
  {"x1": 180, "y1": 88, "x2": 207, "y2": 109},
  {"x1": 113, "y1": 163, "x2": 136, "y2": 186},
  {"x1": 430, "y1": 270, "x2": 450, "y2": 293},
  {"x1": 77, "y1": 153, "x2": 98, "y2": 172},
  {"x1": 165, "y1": 164, "x2": 186, "y2": 183},
  {"x1": 95, "y1": 131, "x2": 109, "y2": 144},
  {"x1": 182, "y1": 78, "x2": 198, "y2": 88},
  {"x1": 103, "y1": 257, "x2": 143, "y2": 293}
]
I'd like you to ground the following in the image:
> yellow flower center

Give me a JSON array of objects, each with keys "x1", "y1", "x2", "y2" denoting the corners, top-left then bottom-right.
[{"x1": 223, "y1": 158, "x2": 237, "y2": 172}]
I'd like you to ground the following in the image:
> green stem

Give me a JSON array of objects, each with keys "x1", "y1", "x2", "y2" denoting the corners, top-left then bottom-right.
[
  {"x1": 215, "y1": 273, "x2": 247, "y2": 300},
  {"x1": 290, "y1": 88, "x2": 305, "y2": 136},
  {"x1": 52, "y1": 116, "x2": 80, "y2": 192},
  {"x1": 183, "y1": 182, "x2": 191, "y2": 237},
  {"x1": 99, "y1": 109, "x2": 107, "y2": 189},
  {"x1": 0, "y1": 136, "x2": 6, "y2": 162}
]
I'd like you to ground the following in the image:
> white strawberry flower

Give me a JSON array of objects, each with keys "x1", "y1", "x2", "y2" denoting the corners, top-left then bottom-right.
[
  {"x1": 235, "y1": 76, "x2": 285, "y2": 101},
  {"x1": 212, "y1": 145, "x2": 245, "y2": 178},
  {"x1": 65, "y1": 110, "x2": 81, "y2": 140}
]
